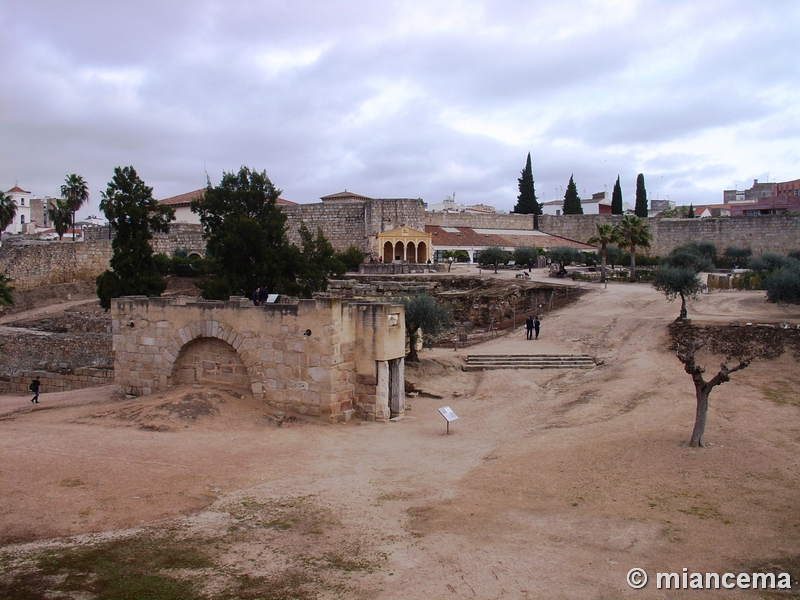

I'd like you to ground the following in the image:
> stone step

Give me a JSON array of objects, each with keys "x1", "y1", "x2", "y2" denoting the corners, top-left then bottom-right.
[{"x1": 465, "y1": 354, "x2": 595, "y2": 370}]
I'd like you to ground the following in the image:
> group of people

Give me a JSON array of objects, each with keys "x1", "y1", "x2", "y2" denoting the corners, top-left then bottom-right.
[
  {"x1": 525, "y1": 315, "x2": 541, "y2": 340},
  {"x1": 251, "y1": 286, "x2": 269, "y2": 306}
]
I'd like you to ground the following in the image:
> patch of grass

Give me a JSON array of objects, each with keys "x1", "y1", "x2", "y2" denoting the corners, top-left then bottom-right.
[
  {"x1": 763, "y1": 382, "x2": 800, "y2": 407},
  {"x1": 0, "y1": 533, "x2": 212, "y2": 600}
]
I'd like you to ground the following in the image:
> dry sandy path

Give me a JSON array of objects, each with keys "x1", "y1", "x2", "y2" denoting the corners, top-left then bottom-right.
[{"x1": 1, "y1": 280, "x2": 799, "y2": 598}]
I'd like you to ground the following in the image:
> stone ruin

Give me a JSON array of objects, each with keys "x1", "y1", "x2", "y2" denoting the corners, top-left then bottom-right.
[{"x1": 112, "y1": 295, "x2": 407, "y2": 422}]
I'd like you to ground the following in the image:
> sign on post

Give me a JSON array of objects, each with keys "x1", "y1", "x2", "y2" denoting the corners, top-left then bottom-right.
[{"x1": 438, "y1": 406, "x2": 458, "y2": 435}]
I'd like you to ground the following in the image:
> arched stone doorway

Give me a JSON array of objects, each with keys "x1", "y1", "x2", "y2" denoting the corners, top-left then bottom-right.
[
  {"x1": 383, "y1": 241, "x2": 393, "y2": 262},
  {"x1": 417, "y1": 241, "x2": 427, "y2": 263},
  {"x1": 394, "y1": 241, "x2": 404, "y2": 262},
  {"x1": 171, "y1": 337, "x2": 250, "y2": 388}
]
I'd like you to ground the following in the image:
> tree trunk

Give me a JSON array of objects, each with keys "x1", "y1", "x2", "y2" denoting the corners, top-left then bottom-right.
[
  {"x1": 690, "y1": 386, "x2": 709, "y2": 447},
  {"x1": 629, "y1": 245, "x2": 637, "y2": 282},
  {"x1": 600, "y1": 247, "x2": 607, "y2": 283},
  {"x1": 407, "y1": 327, "x2": 419, "y2": 362},
  {"x1": 679, "y1": 292, "x2": 687, "y2": 320}
]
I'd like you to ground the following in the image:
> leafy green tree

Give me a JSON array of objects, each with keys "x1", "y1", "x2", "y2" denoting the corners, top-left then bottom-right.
[
  {"x1": 192, "y1": 167, "x2": 301, "y2": 300},
  {"x1": 61, "y1": 174, "x2": 89, "y2": 240},
  {"x1": 402, "y1": 294, "x2": 451, "y2": 362},
  {"x1": 0, "y1": 273, "x2": 14, "y2": 307},
  {"x1": 0, "y1": 191, "x2": 17, "y2": 244},
  {"x1": 747, "y1": 253, "x2": 800, "y2": 274},
  {"x1": 611, "y1": 176, "x2": 623, "y2": 215},
  {"x1": 513, "y1": 153, "x2": 540, "y2": 215},
  {"x1": 547, "y1": 246, "x2": 583, "y2": 274},
  {"x1": 513, "y1": 246, "x2": 539, "y2": 270},
  {"x1": 562, "y1": 175, "x2": 583, "y2": 214},
  {"x1": 723, "y1": 247, "x2": 752, "y2": 269},
  {"x1": 96, "y1": 166, "x2": 175, "y2": 310},
  {"x1": 634, "y1": 173, "x2": 648, "y2": 218},
  {"x1": 653, "y1": 266, "x2": 702, "y2": 320},
  {"x1": 616, "y1": 215, "x2": 653, "y2": 282},
  {"x1": 48, "y1": 199, "x2": 72, "y2": 240},
  {"x1": 587, "y1": 222, "x2": 622, "y2": 283},
  {"x1": 661, "y1": 244, "x2": 714, "y2": 273},
  {"x1": 334, "y1": 246, "x2": 366, "y2": 272},
  {"x1": 764, "y1": 266, "x2": 800, "y2": 304},
  {"x1": 605, "y1": 245, "x2": 628, "y2": 269},
  {"x1": 296, "y1": 223, "x2": 345, "y2": 297},
  {"x1": 478, "y1": 246, "x2": 510, "y2": 273}
]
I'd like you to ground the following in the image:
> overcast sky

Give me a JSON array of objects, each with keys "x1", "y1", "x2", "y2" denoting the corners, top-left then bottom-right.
[{"x1": 2, "y1": 1, "x2": 798, "y2": 218}]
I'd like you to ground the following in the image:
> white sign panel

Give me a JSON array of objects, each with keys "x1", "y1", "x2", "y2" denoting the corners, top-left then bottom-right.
[{"x1": 438, "y1": 406, "x2": 458, "y2": 422}]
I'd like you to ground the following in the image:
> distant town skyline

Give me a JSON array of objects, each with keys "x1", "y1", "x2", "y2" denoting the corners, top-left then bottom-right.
[{"x1": 2, "y1": 1, "x2": 798, "y2": 219}]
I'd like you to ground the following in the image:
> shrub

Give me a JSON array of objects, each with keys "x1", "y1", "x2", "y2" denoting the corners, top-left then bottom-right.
[{"x1": 764, "y1": 267, "x2": 800, "y2": 304}]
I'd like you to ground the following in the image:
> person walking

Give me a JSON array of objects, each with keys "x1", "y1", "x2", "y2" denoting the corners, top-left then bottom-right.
[
  {"x1": 525, "y1": 315, "x2": 534, "y2": 340},
  {"x1": 533, "y1": 316, "x2": 541, "y2": 340},
  {"x1": 29, "y1": 377, "x2": 41, "y2": 403}
]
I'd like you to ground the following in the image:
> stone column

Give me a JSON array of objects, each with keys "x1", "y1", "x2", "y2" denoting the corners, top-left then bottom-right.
[
  {"x1": 389, "y1": 357, "x2": 405, "y2": 417},
  {"x1": 376, "y1": 360, "x2": 390, "y2": 421}
]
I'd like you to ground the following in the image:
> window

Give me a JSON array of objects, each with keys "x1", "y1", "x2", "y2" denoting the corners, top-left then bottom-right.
[
  {"x1": 20, "y1": 215, "x2": 25, "y2": 224},
  {"x1": 20, "y1": 198, "x2": 25, "y2": 205}
]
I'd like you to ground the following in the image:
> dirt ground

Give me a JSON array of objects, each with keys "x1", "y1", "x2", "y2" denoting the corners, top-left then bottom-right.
[{"x1": 2, "y1": 270, "x2": 800, "y2": 598}]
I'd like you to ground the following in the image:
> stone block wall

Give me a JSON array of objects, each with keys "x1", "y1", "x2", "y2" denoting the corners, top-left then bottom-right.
[
  {"x1": 0, "y1": 239, "x2": 112, "y2": 291},
  {"x1": 283, "y1": 202, "x2": 368, "y2": 252},
  {"x1": 112, "y1": 295, "x2": 405, "y2": 422},
  {"x1": 84, "y1": 224, "x2": 206, "y2": 257},
  {"x1": 0, "y1": 367, "x2": 114, "y2": 394}
]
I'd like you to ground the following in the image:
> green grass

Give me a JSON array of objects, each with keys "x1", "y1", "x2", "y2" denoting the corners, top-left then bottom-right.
[{"x1": 1, "y1": 533, "x2": 212, "y2": 600}]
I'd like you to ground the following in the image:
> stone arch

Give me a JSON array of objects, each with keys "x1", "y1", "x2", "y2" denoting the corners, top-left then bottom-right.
[
  {"x1": 407, "y1": 241, "x2": 417, "y2": 263},
  {"x1": 160, "y1": 321, "x2": 261, "y2": 394},
  {"x1": 394, "y1": 241, "x2": 404, "y2": 262},
  {"x1": 383, "y1": 240, "x2": 393, "y2": 262}
]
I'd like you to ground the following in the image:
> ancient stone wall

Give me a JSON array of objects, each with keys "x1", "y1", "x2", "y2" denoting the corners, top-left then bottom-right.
[
  {"x1": 84, "y1": 224, "x2": 206, "y2": 257},
  {"x1": 0, "y1": 239, "x2": 112, "y2": 291},
  {"x1": 0, "y1": 368, "x2": 113, "y2": 394},
  {"x1": 282, "y1": 202, "x2": 368, "y2": 252},
  {"x1": 538, "y1": 214, "x2": 800, "y2": 255},
  {"x1": 112, "y1": 296, "x2": 406, "y2": 422}
]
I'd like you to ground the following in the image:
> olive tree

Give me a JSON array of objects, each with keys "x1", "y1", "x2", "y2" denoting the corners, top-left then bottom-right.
[
  {"x1": 676, "y1": 343, "x2": 750, "y2": 447},
  {"x1": 653, "y1": 266, "x2": 702, "y2": 321},
  {"x1": 402, "y1": 294, "x2": 451, "y2": 362},
  {"x1": 478, "y1": 246, "x2": 510, "y2": 273}
]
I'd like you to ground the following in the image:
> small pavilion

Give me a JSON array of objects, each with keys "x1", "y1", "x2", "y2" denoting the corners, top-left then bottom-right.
[{"x1": 377, "y1": 226, "x2": 432, "y2": 263}]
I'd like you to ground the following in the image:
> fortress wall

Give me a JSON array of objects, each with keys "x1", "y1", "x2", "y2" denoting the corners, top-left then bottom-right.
[
  {"x1": 537, "y1": 214, "x2": 800, "y2": 255},
  {"x1": 0, "y1": 240, "x2": 112, "y2": 291},
  {"x1": 282, "y1": 202, "x2": 368, "y2": 252}
]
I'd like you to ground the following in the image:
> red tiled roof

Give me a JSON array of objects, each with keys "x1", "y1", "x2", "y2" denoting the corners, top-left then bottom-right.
[
  {"x1": 425, "y1": 226, "x2": 593, "y2": 250},
  {"x1": 159, "y1": 189, "x2": 297, "y2": 207},
  {"x1": 6, "y1": 186, "x2": 29, "y2": 194}
]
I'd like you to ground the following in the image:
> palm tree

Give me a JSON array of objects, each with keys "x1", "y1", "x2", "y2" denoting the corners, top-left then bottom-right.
[
  {"x1": 587, "y1": 222, "x2": 622, "y2": 284},
  {"x1": 0, "y1": 273, "x2": 14, "y2": 307},
  {"x1": 616, "y1": 215, "x2": 653, "y2": 282},
  {"x1": 0, "y1": 191, "x2": 17, "y2": 244},
  {"x1": 48, "y1": 199, "x2": 72, "y2": 240},
  {"x1": 61, "y1": 174, "x2": 89, "y2": 240}
]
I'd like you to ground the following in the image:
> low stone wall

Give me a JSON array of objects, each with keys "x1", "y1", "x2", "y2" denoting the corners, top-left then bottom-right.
[
  {"x1": 0, "y1": 239, "x2": 112, "y2": 291},
  {"x1": 0, "y1": 367, "x2": 114, "y2": 395}
]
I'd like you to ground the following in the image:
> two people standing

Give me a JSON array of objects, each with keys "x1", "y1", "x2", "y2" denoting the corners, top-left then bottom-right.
[{"x1": 525, "y1": 315, "x2": 541, "y2": 340}]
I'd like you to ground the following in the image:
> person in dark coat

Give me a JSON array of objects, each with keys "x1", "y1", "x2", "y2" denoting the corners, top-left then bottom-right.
[
  {"x1": 30, "y1": 377, "x2": 40, "y2": 403},
  {"x1": 252, "y1": 288, "x2": 260, "y2": 306},
  {"x1": 258, "y1": 286, "x2": 268, "y2": 304},
  {"x1": 525, "y1": 315, "x2": 534, "y2": 340},
  {"x1": 533, "y1": 316, "x2": 541, "y2": 340}
]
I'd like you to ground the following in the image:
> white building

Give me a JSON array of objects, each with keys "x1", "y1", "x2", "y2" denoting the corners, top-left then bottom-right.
[{"x1": 2, "y1": 185, "x2": 34, "y2": 235}]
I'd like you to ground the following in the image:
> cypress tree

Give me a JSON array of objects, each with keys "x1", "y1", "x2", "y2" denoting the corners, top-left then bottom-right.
[
  {"x1": 635, "y1": 173, "x2": 648, "y2": 217},
  {"x1": 562, "y1": 175, "x2": 583, "y2": 214},
  {"x1": 513, "y1": 153, "x2": 540, "y2": 214},
  {"x1": 687, "y1": 204, "x2": 695, "y2": 218},
  {"x1": 611, "y1": 175, "x2": 623, "y2": 215}
]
